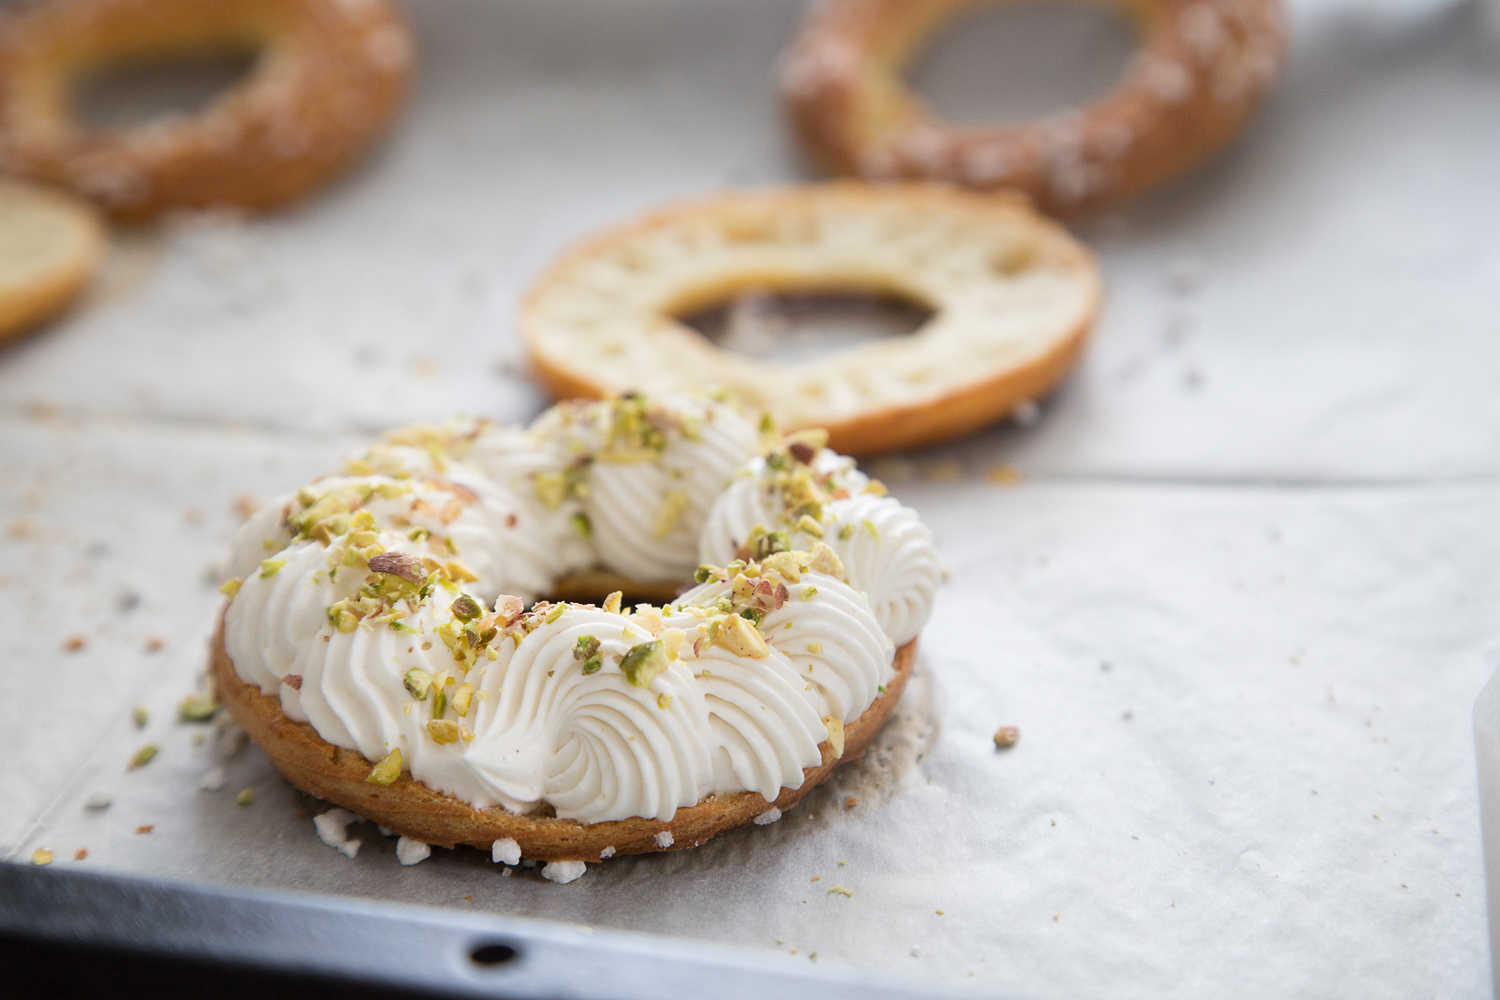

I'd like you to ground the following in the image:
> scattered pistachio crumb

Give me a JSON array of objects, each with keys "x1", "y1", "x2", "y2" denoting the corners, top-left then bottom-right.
[
  {"x1": 236, "y1": 788, "x2": 255, "y2": 806},
  {"x1": 179, "y1": 693, "x2": 218, "y2": 722},
  {"x1": 218, "y1": 578, "x2": 242, "y2": 598},
  {"x1": 828, "y1": 886, "x2": 853, "y2": 897},
  {"x1": 128, "y1": 743, "x2": 159, "y2": 770},
  {"x1": 131, "y1": 705, "x2": 148, "y2": 729},
  {"x1": 258, "y1": 558, "x2": 286, "y2": 578},
  {"x1": 807, "y1": 641, "x2": 823, "y2": 654},
  {"x1": 367, "y1": 747, "x2": 403, "y2": 785}
]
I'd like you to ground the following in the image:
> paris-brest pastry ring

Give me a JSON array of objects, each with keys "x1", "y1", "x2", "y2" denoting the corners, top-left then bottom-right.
[
  {"x1": 780, "y1": 0, "x2": 1287, "y2": 216},
  {"x1": 0, "y1": 0, "x2": 413, "y2": 220},
  {"x1": 211, "y1": 395, "x2": 942, "y2": 873}
]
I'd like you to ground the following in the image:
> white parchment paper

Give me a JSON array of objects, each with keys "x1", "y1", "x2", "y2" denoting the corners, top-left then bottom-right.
[{"x1": 1, "y1": 1, "x2": 1495, "y2": 996}]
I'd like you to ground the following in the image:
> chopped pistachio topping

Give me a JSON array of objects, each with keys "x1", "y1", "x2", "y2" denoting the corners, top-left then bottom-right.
[
  {"x1": 30, "y1": 848, "x2": 52, "y2": 865},
  {"x1": 620, "y1": 639, "x2": 669, "y2": 688},
  {"x1": 236, "y1": 788, "x2": 255, "y2": 806},
  {"x1": 838, "y1": 524, "x2": 855, "y2": 541},
  {"x1": 661, "y1": 628, "x2": 686, "y2": 660},
  {"x1": 128, "y1": 743, "x2": 159, "y2": 770},
  {"x1": 694, "y1": 564, "x2": 721, "y2": 584},
  {"x1": 432, "y1": 688, "x2": 448, "y2": 719},
  {"x1": 808, "y1": 542, "x2": 845, "y2": 578},
  {"x1": 367, "y1": 747, "x2": 403, "y2": 785},
  {"x1": 445, "y1": 559, "x2": 479, "y2": 583},
  {"x1": 574, "y1": 635, "x2": 601, "y2": 661},
  {"x1": 427, "y1": 719, "x2": 460, "y2": 744},
  {"x1": 603, "y1": 591, "x2": 623, "y2": 615},
  {"x1": 451, "y1": 595, "x2": 482, "y2": 622},
  {"x1": 581, "y1": 653, "x2": 603, "y2": 675},
  {"x1": 652, "y1": 490, "x2": 690, "y2": 539},
  {"x1": 807, "y1": 642, "x2": 823, "y2": 655},
  {"x1": 452, "y1": 683, "x2": 474, "y2": 716},
  {"x1": 258, "y1": 558, "x2": 287, "y2": 579},
  {"x1": 218, "y1": 578, "x2": 243, "y2": 598},
  {"x1": 715, "y1": 614, "x2": 770, "y2": 659},
  {"x1": 544, "y1": 603, "x2": 568, "y2": 624},
  {"x1": 800, "y1": 586, "x2": 818, "y2": 601},
  {"x1": 795, "y1": 514, "x2": 823, "y2": 537},
  {"x1": 368, "y1": 551, "x2": 425, "y2": 583},
  {"x1": 131, "y1": 705, "x2": 148, "y2": 729},
  {"x1": 863, "y1": 479, "x2": 888, "y2": 497},
  {"x1": 862, "y1": 519, "x2": 879, "y2": 539},
  {"x1": 403, "y1": 668, "x2": 433, "y2": 700},
  {"x1": 657, "y1": 692, "x2": 673, "y2": 709}
]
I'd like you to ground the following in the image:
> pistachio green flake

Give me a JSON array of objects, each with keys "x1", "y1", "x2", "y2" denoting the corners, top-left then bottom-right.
[
  {"x1": 581, "y1": 653, "x2": 603, "y2": 675},
  {"x1": 694, "y1": 564, "x2": 718, "y2": 584},
  {"x1": 433, "y1": 689, "x2": 448, "y2": 719},
  {"x1": 128, "y1": 743, "x2": 159, "y2": 769},
  {"x1": 451, "y1": 595, "x2": 482, "y2": 622},
  {"x1": 838, "y1": 523, "x2": 855, "y2": 541},
  {"x1": 258, "y1": 558, "x2": 287, "y2": 579},
  {"x1": 571, "y1": 512, "x2": 592, "y2": 539},
  {"x1": 367, "y1": 747, "x2": 403, "y2": 785},
  {"x1": 544, "y1": 603, "x2": 568, "y2": 624},
  {"x1": 236, "y1": 788, "x2": 255, "y2": 806},
  {"x1": 795, "y1": 514, "x2": 824, "y2": 538},
  {"x1": 131, "y1": 705, "x2": 148, "y2": 729},
  {"x1": 862, "y1": 519, "x2": 879, "y2": 540},
  {"x1": 573, "y1": 635, "x2": 601, "y2": 660},
  {"x1": 738, "y1": 607, "x2": 765, "y2": 626},
  {"x1": 827, "y1": 886, "x2": 853, "y2": 897},
  {"x1": 179, "y1": 694, "x2": 218, "y2": 722},
  {"x1": 800, "y1": 586, "x2": 818, "y2": 601},
  {"x1": 807, "y1": 642, "x2": 823, "y2": 654},
  {"x1": 620, "y1": 639, "x2": 668, "y2": 689},
  {"x1": 218, "y1": 578, "x2": 242, "y2": 598},
  {"x1": 403, "y1": 668, "x2": 433, "y2": 700}
]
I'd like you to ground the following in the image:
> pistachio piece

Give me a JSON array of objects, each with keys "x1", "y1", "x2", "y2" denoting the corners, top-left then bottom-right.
[
  {"x1": 808, "y1": 542, "x2": 845, "y2": 578},
  {"x1": 367, "y1": 747, "x2": 403, "y2": 784},
  {"x1": 179, "y1": 693, "x2": 218, "y2": 722},
  {"x1": 403, "y1": 668, "x2": 433, "y2": 700},
  {"x1": 452, "y1": 683, "x2": 474, "y2": 716},
  {"x1": 581, "y1": 653, "x2": 603, "y2": 675},
  {"x1": 128, "y1": 743, "x2": 159, "y2": 770},
  {"x1": 620, "y1": 639, "x2": 669, "y2": 688},
  {"x1": 717, "y1": 614, "x2": 770, "y2": 659},
  {"x1": 661, "y1": 628, "x2": 686, "y2": 660},
  {"x1": 603, "y1": 591, "x2": 623, "y2": 615},
  {"x1": 367, "y1": 551, "x2": 425, "y2": 583},
  {"x1": 451, "y1": 595, "x2": 482, "y2": 621},
  {"x1": 426, "y1": 719, "x2": 460, "y2": 744},
  {"x1": 573, "y1": 635, "x2": 601, "y2": 660},
  {"x1": 258, "y1": 558, "x2": 286, "y2": 579},
  {"x1": 218, "y1": 578, "x2": 243, "y2": 598},
  {"x1": 445, "y1": 559, "x2": 479, "y2": 583}
]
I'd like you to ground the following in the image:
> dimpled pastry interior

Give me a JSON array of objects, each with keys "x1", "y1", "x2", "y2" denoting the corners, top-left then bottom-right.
[{"x1": 212, "y1": 393, "x2": 940, "y2": 871}]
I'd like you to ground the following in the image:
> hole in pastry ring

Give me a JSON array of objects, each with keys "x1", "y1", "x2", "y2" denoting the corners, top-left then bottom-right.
[
  {"x1": 523, "y1": 182, "x2": 1101, "y2": 457},
  {"x1": 780, "y1": 0, "x2": 1287, "y2": 216},
  {"x1": 0, "y1": 0, "x2": 414, "y2": 221},
  {"x1": 210, "y1": 615, "x2": 918, "y2": 862}
]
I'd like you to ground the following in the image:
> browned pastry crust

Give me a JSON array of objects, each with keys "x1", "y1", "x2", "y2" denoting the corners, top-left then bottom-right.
[
  {"x1": 212, "y1": 617, "x2": 917, "y2": 862},
  {"x1": 0, "y1": 0, "x2": 413, "y2": 221},
  {"x1": 781, "y1": 0, "x2": 1287, "y2": 216}
]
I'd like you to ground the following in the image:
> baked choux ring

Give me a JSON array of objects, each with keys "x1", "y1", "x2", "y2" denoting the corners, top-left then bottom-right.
[
  {"x1": 0, "y1": 0, "x2": 413, "y2": 221},
  {"x1": 522, "y1": 183, "x2": 1101, "y2": 456},
  {"x1": 0, "y1": 180, "x2": 103, "y2": 343},
  {"x1": 212, "y1": 620, "x2": 917, "y2": 862},
  {"x1": 780, "y1": 0, "x2": 1287, "y2": 216}
]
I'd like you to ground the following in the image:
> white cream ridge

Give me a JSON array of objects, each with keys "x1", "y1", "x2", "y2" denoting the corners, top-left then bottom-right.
[{"x1": 221, "y1": 394, "x2": 936, "y2": 825}]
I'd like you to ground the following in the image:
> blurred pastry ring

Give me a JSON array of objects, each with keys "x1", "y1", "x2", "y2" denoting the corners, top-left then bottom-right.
[
  {"x1": 0, "y1": 0, "x2": 414, "y2": 220},
  {"x1": 780, "y1": 0, "x2": 1287, "y2": 216},
  {"x1": 522, "y1": 182, "x2": 1101, "y2": 456}
]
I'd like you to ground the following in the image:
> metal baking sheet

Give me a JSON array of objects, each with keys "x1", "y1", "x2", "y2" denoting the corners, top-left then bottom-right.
[{"x1": 2, "y1": 0, "x2": 1496, "y2": 996}]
